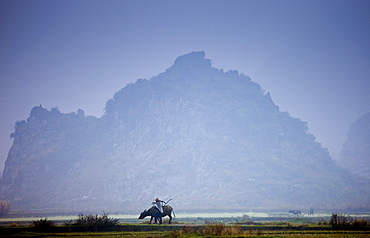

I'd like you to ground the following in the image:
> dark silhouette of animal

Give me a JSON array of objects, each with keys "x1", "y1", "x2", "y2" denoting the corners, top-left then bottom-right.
[
  {"x1": 309, "y1": 207, "x2": 314, "y2": 215},
  {"x1": 289, "y1": 210, "x2": 301, "y2": 216},
  {"x1": 138, "y1": 205, "x2": 175, "y2": 224}
]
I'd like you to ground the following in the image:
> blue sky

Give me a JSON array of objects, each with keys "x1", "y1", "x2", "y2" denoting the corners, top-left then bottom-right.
[{"x1": 0, "y1": 0, "x2": 369, "y2": 172}]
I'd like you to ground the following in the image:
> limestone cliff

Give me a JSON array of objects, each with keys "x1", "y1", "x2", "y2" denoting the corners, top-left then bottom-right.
[
  {"x1": 339, "y1": 112, "x2": 370, "y2": 179},
  {"x1": 1, "y1": 52, "x2": 368, "y2": 213}
]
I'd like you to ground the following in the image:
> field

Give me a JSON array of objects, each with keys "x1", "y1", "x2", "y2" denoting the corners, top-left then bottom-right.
[
  {"x1": 1, "y1": 224, "x2": 369, "y2": 238},
  {"x1": 1, "y1": 211, "x2": 369, "y2": 237}
]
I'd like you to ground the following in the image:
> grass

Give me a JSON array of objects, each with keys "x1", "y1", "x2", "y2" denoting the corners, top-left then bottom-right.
[
  {"x1": 1, "y1": 224, "x2": 369, "y2": 238},
  {"x1": 2, "y1": 231, "x2": 369, "y2": 238},
  {"x1": 1, "y1": 213, "x2": 369, "y2": 237}
]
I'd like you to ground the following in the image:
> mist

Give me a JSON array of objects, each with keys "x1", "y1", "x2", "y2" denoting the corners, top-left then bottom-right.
[
  {"x1": 0, "y1": 0, "x2": 369, "y2": 213},
  {"x1": 0, "y1": 51, "x2": 369, "y2": 213}
]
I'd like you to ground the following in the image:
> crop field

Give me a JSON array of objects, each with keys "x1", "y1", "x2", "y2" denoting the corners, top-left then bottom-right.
[{"x1": 0, "y1": 212, "x2": 369, "y2": 237}]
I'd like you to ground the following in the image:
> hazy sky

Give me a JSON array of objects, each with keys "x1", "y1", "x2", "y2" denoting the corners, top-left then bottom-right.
[{"x1": 1, "y1": 0, "x2": 369, "y2": 173}]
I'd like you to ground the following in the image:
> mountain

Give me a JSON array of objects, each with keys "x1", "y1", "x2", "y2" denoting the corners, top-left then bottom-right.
[
  {"x1": 338, "y1": 112, "x2": 370, "y2": 179},
  {"x1": 1, "y1": 52, "x2": 369, "y2": 213}
]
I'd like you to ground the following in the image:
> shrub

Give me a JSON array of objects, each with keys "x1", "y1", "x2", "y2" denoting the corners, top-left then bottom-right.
[
  {"x1": 73, "y1": 213, "x2": 119, "y2": 227},
  {"x1": 318, "y1": 218, "x2": 329, "y2": 226},
  {"x1": 32, "y1": 218, "x2": 55, "y2": 228},
  {"x1": 329, "y1": 213, "x2": 369, "y2": 228},
  {"x1": 64, "y1": 219, "x2": 73, "y2": 226},
  {"x1": 330, "y1": 213, "x2": 350, "y2": 227},
  {"x1": 353, "y1": 219, "x2": 368, "y2": 228}
]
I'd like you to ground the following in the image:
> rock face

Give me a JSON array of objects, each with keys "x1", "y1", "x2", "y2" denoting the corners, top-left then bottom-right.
[
  {"x1": 0, "y1": 52, "x2": 369, "y2": 213},
  {"x1": 339, "y1": 112, "x2": 370, "y2": 179}
]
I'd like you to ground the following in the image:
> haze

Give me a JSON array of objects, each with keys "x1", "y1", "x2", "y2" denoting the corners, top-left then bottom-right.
[{"x1": 0, "y1": 0, "x2": 369, "y2": 173}]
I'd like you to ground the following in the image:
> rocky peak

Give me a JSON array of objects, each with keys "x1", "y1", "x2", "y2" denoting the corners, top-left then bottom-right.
[
  {"x1": 29, "y1": 105, "x2": 49, "y2": 121},
  {"x1": 168, "y1": 51, "x2": 212, "y2": 72}
]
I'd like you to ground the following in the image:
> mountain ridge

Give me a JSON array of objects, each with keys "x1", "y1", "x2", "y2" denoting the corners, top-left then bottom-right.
[
  {"x1": 1, "y1": 52, "x2": 369, "y2": 213},
  {"x1": 339, "y1": 112, "x2": 370, "y2": 179}
]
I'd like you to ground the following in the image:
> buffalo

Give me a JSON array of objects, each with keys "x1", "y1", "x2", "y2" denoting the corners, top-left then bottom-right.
[
  {"x1": 138, "y1": 205, "x2": 175, "y2": 224},
  {"x1": 289, "y1": 210, "x2": 301, "y2": 216}
]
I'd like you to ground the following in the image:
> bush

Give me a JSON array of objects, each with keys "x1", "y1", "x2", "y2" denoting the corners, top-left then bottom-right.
[
  {"x1": 73, "y1": 213, "x2": 119, "y2": 227},
  {"x1": 330, "y1": 213, "x2": 352, "y2": 227},
  {"x1": 353, "y1": 219, "x2": 368, "y2": 228},
  {"x1": 32, "y1": 218, "x2": 55, "y2": 228},
  {"x1": 317, "y1": 219, "x2": 329, "y2": 226},
  {"x1": 329, "y1": 213, "x2": 369, "y2": 228}
]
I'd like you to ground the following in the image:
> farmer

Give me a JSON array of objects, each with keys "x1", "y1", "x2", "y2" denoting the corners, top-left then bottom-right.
[{"x1": 152, "y1": 198, "x2": 165, "y2": 213}]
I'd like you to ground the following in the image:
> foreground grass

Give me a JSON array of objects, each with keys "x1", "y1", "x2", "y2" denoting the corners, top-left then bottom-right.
[
  {"x1": 2, "y1": 231, "x2": 370, "y2": 238},
  {"x1": 1, "y1": 231, "x2": 166, "y2": 237},
  {"x1": 1, "y1": 226, "x2": 369, "y2": 238},
  {"x1": 266, "y1": 231, "x2": 370, "y2": 238}
]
